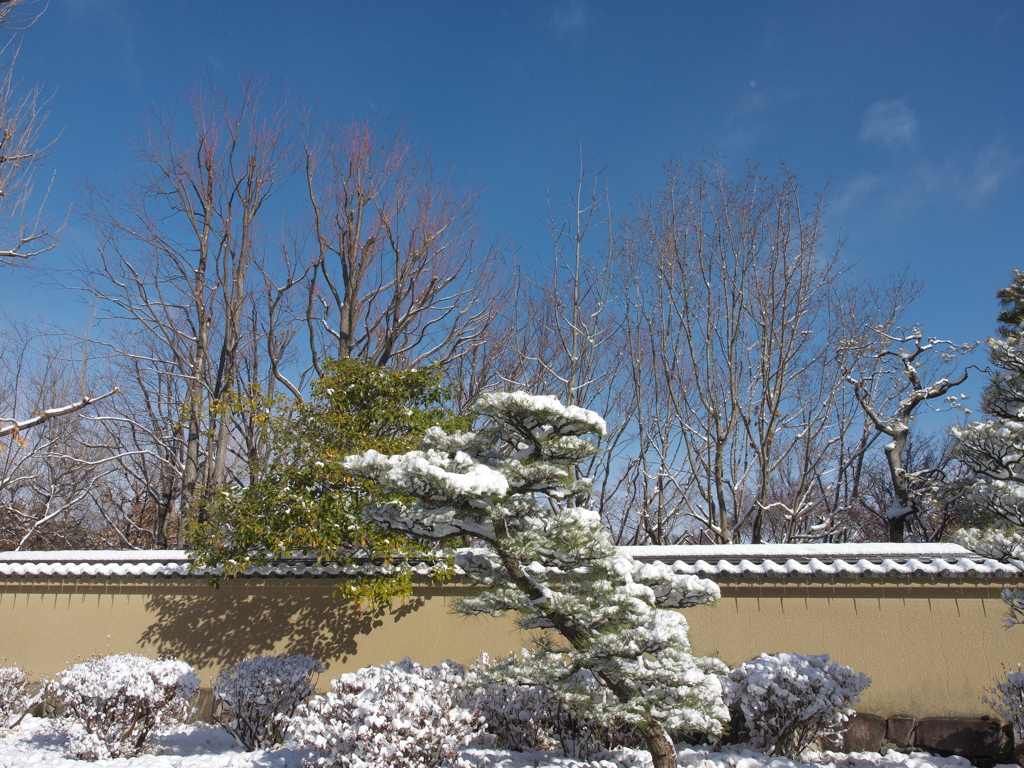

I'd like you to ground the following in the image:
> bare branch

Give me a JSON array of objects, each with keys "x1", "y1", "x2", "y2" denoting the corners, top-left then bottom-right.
[{"x1": 0, "y1": 387, "x2": 119, "y2": 438}]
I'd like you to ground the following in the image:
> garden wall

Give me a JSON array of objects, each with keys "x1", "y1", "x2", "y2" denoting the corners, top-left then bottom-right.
[{"x1": 1, "y1": 543, "x2": 1020, "y2": 727}]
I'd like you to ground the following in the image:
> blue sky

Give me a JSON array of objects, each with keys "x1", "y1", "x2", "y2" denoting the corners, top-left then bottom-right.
[{"x1": 5, "y1": 1, "x2": 1023, "y2": 410}]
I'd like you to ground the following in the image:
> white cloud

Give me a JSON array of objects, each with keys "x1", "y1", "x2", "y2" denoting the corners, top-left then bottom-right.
[
  {"x1": 833, "y1": 173, "x2": 882, "y2": 213},
  {"x1": 968, "y1": 140, "x2": 1020, "y2": 202},
  {"x1": 859, "y1": 99, "x2": 917, "y2": 146},
  {"x1": 838, "y1": 138, "x2": 1019, "y2": 219},
  {"x1": 550, "y1": 0, "x2": 587, "y2": 31}
]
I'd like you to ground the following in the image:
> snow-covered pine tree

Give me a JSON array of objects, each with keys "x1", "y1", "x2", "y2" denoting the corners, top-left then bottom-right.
[
  {"x1": 343, "y1": 392, "x2": 728, "y2": 768},
  {"x1": 951, "y1": 270, "x2": 1024, "y2": 621}
]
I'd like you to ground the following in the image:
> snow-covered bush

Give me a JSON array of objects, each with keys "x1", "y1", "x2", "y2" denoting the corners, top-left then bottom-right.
[
  {"x1": 467, "y1": 680, "x2": 564, "y2": 753},
  {"x1": 49, "y1": 654, "x2": 199, "y2": 760},
  {"x1": 213, "y1": 653, "x2": 325, "y2": 749},
  {"x1": 465, "y1": 652, "x2": 640, "y2": 760},
  {"x1": 985, "y1": 664, "x2": 1024, "y2": 739},
  {"x1": 289, "y1": 658, "x2": 479, "y2": 768},
  {"x1": 723, "y1": 653, "x2": 870, "y2": 758},
  {"x1": 0, "y1": 666, "x2": 31, "y2": 727},
  {"x1": 468, "y1": 679, "x2": 645, "y2": 759}
]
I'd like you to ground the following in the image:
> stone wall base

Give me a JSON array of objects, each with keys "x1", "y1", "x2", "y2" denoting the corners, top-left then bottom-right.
[{"x1": 841, "y1": 713, "x2": 1013, "y2": 766}]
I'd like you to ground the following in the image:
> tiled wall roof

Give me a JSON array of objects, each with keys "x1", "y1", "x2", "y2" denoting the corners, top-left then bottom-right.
[{"x1": 0, "y1": 543, "x2": 1018, "y2": 580}]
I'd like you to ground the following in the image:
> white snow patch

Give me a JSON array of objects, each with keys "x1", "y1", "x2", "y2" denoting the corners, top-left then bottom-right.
[
  {"x1": 1, "y1": 543, "x2": 1018, "y2": 580},
  {"x1": 0, "y1": 720, "x2": 1000, "y2": 768}
]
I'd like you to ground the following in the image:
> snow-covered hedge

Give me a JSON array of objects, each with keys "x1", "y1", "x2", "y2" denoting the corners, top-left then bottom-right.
[
  {"x1": 49, "y1": 654, "x2": 199, "y2": 760},
  {"x1": 289, "y1": 658, "x2": 479, "y2": 768},
  {"x1": 985, "y1": 664, "x2": 1024, "y2": 739},
  {"x1": 213, "y1": 653, "x2": 325, "y2": 749},
  {"x1": 0, "y1": 666, "x2": 31, "y2": 728},
  {"x1": 724, "y1": 653, "x2": 870, "y2": 758},
  {"x1": 465, "y1": 653, "x2": 641, "y2": 760},
  {"x1": 467, "y1": 681, "x2": 562, "y2": 753},
  {"x1": 467, "y1": 679, "x2": 643, "y2": 760}
]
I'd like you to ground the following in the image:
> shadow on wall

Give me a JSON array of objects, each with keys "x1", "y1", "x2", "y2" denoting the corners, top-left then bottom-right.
[{"x1": 139, "y1": 582, "x2": 425, "y2": 668}]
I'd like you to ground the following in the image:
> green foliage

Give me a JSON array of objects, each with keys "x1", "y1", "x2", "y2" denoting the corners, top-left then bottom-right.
[
  {"x1": 950, "y1": 271, "x2": 1024, "y2": 623},
  {"x1": 997, "y1": 269, "x2": 1024, "y2": 337},
  {"x1": 188, "y1": 358, "x2": 468, "y2": 608}
]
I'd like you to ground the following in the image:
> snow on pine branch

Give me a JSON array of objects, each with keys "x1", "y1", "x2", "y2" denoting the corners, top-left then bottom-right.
[
  {"x1": 475, "y1": 391, "x2": 608, "y2": 438},
  {"x1": 344, "y1": 391, "x2": 728, "y2": 766}
]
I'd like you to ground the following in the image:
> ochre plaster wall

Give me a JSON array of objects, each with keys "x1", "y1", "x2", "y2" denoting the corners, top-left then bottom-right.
[
  {"x1": 0, "y1": 578, "x2": 534, "y2": 689},
  {"x1": 0, "y1": 576, "x2": 1019, "y2": 720},
  {"x1": 684, "y1": 580, "x2": 1019, "y2": 719}
]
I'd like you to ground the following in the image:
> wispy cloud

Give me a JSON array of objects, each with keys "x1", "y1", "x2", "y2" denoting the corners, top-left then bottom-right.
[
  {"x1": 837, "y1": 138, "x2": 1019, "y2": 219},
  {"x1": 550, "y1": 0, "x2": 587, "y2": 32},
  {"x1": 859, "y1": 99, "x2": 917, "y2": 147},
  {"x1": 968, "y1": 140, "x2": 1020, "y2": 203},
  {"x1": 915, "y1": 140, "x2": 1020, "y2": 205},
  {"x1": 833, "y1": 173, "x2": 882, "y2": 213},
  {"x1": 718, "y1": 81, "x2": 798, "y2": 152}
]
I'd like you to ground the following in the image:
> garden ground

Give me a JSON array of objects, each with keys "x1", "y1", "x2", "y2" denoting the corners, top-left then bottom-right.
[{"x1": 0, "y1": 716, "x2": 1010, "y2": 768}]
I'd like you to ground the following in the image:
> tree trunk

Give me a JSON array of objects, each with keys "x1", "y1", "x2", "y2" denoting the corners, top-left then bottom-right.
[
  {"x1": 884, "y1": 432, "x2": 909, "y2": 543},
  {"x1": 638, "y1": 722, "x2": 677, "y2": 768},
  {"x1": 496, "y1": 534, "x2": 681, "y2": 767},
  {"x1": 887, "y1": 514, "x2": 906, "y2": 543}
]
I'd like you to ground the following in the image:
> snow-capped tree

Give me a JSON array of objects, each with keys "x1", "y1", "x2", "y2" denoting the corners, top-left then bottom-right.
[
  {"x1": 996, "y1": 269, "x2": 1024, "y2": 337},
  {"x1": 842, "y1": 326, "x2": 974, "y2": 541},
  {"x1": 950, "y1": 270, "x2": 1024, "y2": 622},
  {"x1": 343, "y1": 391, "x2": 728, "y2": 768},
  {"x1": 950, "y1": 335, "x2": 1024, "y2": 535}
]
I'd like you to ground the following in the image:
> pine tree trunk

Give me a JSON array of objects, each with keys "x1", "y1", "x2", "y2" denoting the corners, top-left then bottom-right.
[
  {"x1": 497, "y1": 537, "x2": 683, "y2": 768},
  {"x1": 638, "y1": 722, "x2": 677, "y2": 768}
]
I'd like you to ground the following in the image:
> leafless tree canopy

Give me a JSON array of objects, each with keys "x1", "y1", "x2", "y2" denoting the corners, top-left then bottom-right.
[
  {"x1": 611, "y1": 159, "x2": 855, "y2": 543},
  {"x1": 840, "y1": 324, "x2": 975, "y2": 541},
  {"x1": 0, "y1": 0, "x2": 57, "y2": 264},
  {"x1": 33, "y1": 78, "x2": 507, "y2": 549},
  {"x1": 0, "y1": 41, "x2": 974, "y2": 550},
  {"x1": 299, "y1": 119, "x2": 504, "y2": 379},
  {"x1": 487, "y1": 157, "x2": 974, "y2": 547}
]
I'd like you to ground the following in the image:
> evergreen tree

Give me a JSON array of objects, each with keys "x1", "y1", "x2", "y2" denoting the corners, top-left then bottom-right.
[
  {"x1": 997, "y1": 269, "x2": 1024, "y2": 338},
  {"x1": 344, "y1": 392, "x2": 728, "y2": 768},
  {"x1": 950, "y1": 333, "x2": 1024, "y2": 541},
  {"x1": 950, "y1": 272, "x2": 1024, "y2": 621},
  {"x1": 189, "y1": 358, "x2": 468, "y2": 607}
]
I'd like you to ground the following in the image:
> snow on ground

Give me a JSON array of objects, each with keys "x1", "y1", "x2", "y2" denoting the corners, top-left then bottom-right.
[{"x1": 0, "y1": 716, "x2": 1014, "y2": 768}]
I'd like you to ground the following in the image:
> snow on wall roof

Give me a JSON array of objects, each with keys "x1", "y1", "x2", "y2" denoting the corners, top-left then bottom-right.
[
  {"x1": 622, "y1": 543, "x2": 1021, "y2": 580},
  {"x1": 0, "y1": 543, "x2": 1019, "y2": 580},
  {"x1": 0, "y1": 550, "x2": 439, "y2": 580}
]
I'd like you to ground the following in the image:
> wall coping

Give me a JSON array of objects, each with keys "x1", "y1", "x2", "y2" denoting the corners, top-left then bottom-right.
[{"x1": 0, "y1": 543, "x2": 1019, "y2": 581}]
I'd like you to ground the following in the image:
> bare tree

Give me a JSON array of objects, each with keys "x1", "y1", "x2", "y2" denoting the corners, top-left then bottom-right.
[
  {"x1": 500, "y1": 148, "x2": 634, "y2": 513},
  {"x1": 0, "y1": 322, "x2": 120, "y2": 550},
  {"x1": 0, "y1": 388, "x2": 118, "y2": 439},
  {"x1": 620, "y1": 158, "x2": 855, "y2": 543},
  {"x1": 848, "y1": 432, "x2": 972, "y2": 542},
  {"x1": 65, "y1": 90, "x2": 512, "y2": 548},
  {"x1": 0, "y1": 1, "x2": 121, "y2": 552},
  {"x1": 72, "y1": 74, "x2": 297, "y2": 544},
  {"x1": 607, "y1": 309, "x2": 696, "y2": 544},
  {"x1": 840, "y1": 326, "x2": 974, "y2": 541},
  {"x1": 297, "y1": 117, "x2": 504, "y2": 385},
  {"x1": 0, "y1": 0, "x2": 58, "y2": 264}
]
